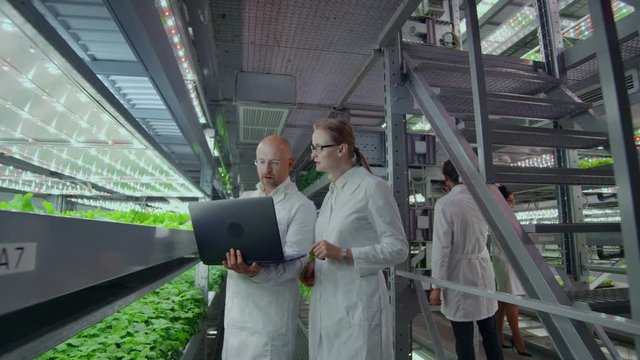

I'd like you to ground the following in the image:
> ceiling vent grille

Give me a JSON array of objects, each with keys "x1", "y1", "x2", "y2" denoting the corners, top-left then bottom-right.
[
  {"x1": 577, "y1": 71, "x2": 638, "y2": 105},
  {"x1": 238, "y1": 105, "x2": 290, "y2": 143}
]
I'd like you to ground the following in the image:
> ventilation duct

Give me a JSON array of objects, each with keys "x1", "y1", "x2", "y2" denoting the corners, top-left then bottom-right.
[
  {"x1": 238, "y1": 105, "x2": 290, "y2": 143},
  {"x1": 235, "y1": 72, "x2": 295, "y2": 143}
]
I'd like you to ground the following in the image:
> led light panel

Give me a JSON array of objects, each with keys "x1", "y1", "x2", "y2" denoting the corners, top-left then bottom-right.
[
  {"x1": 0, "y1": 164, "x2": 106, "y2": 196},
  {"x1": 0, "y1": 7, "x2": 203, "y2": 198}
]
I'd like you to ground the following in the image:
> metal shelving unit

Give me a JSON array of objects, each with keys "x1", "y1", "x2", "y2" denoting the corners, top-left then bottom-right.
[{"x1": 0, "y1": 210, "x2": 198, "y2": 359}]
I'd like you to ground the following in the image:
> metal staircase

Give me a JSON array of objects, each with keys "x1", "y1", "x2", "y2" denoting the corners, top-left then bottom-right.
[
  {"x1": 403, "y1": 39, "x2": 619, "y2": 358},
  {"x1": 404, "y1": 43, "x2": 614, "y2": 186}
]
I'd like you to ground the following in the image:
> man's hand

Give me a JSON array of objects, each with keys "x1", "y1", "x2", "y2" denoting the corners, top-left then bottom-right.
[
  {"x1": 429, "y1": 288, "x2": 442, "y2": 306},
  {"x1": 223, "y1": 249, "x2": 262, "y2": 277},
  {"x1": 300, "y1": 261, "x2": 315, "y2": 287},
  {"x1": 310, "y1": 240, "x2": 342, "y2": 261}
]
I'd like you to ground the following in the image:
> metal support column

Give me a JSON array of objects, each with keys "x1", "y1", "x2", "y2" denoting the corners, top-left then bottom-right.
[
  {"x1": 450, "y1": 0, "x2": 461, "y2": 49},
  {"x1": 588, "y1": 0, "x2": 640, "y2": 350},
  {"x1": 463, "y1": 0, "x2": 493, "y2": 183},
  {"x1": 535, "y1": 0, "x2": 564, "y2": 78},
  {"x1": 195, "y1": 263, "x2": 209, "y2": 300},
  {"x1": 556, "y1": 148, "x2": 589, "y2": 287},
  {"x1": 383, "y1": 33, "x2": 417, "y2": 360},
  {"x1": 414, "y1": 281, "x2": 446, "y2": 359},
  {"x1": 47, "y1": 195, "x2": 67, "y2": 213}
]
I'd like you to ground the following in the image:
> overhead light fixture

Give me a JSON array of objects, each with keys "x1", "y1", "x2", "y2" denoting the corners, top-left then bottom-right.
[
  {"x1": 481, "y1": 6, "x2": 537, "y2": 55},
  {"x1": 0, "y1": 7, "x2": 204, "y2": 198},
  {"x1": 0, "y1": 164, "x2": 106, "y2": 196},
  {"x1": 521, "y1": 0, "x2": 634, "y2": 61},
  {"x1": 155, "y1": 0, "x2": 208, "y2": 125},
  {"x1": 510, "y1": 153, "x2": 556, "y2": 168}
]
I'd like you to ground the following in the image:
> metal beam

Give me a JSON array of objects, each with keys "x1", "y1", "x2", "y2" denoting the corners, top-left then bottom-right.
[
  {"x1": 464, "y1": 0, "x2": 494, "y2": 183},
  {"x1": 384, "y1": 33, "x2": 417, "y2": 360},
  {"x1": 335, "y1": 51, "x2": 380, "y2": 109},
  {"x1": 522, "y1": 223, "x2": 621, "y2": 233},
  {"x1": 405, "y1": 56, "x2": 606, "y2": 359},
  {"x1": 398, "y1": 271, "x2": 640, "y2": 336},
  {"x1": 535, "y1": 0, "x2": 564, "y2": 78},
  {"x1": 377, "y1": 0, "x2": 422, "y2": 47},
  {"x1": 588, "y1": 0, "x2": 640, "y2": 350},
  {"x1": 415, "y1": 281, "x2": 446, "y2": 360},
  {"x1": 104, "y1": 0, "x2": 219, "y2": 197},
  {"x1": 583, "y1": 265, "x2": 627, "y2": 275},
  {"x1": 184, "y1": 0, "x2": 222, "y2": 103},
  {"x1": 87, "y1": 60, "x2": 146, "y2": 76},
  {"x1": 129, "y1": 108, "x2": 173, "y2": 120}
]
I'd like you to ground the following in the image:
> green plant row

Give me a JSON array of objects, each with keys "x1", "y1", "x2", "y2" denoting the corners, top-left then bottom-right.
[
  {"x1": 297, "y1": 165, "x2": 323, "y2": 191},
  {"x1": 554, "y1": 275, "x2": 615, "y2": 288},
  {"x1": 209, "y1": 265, "x2": 227, "y2": 292},
  {"x1": 38, "y1": 268, "x2": 209, "y2": 360},
  {"x1": 0, "y1": 193, "x2": 192, "y2": 230},
  {"x1": 578, "y1": 158, "x2": 613, "y2": 169}
]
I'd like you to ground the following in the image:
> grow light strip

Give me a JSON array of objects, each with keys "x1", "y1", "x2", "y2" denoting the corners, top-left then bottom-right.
[
  {"x1": 0, "y1": 164, "x2": 106, "y2": 196},
  {"x1": 155, "y1": 0, "x2": 207, "y2": 125},
  {"x1": 481, "y1": 6, "x2": 538, "y2": 55},
  {"x1": 69, "y1": 197, "x2": 147, "y2": 212},
  {"x1": 521, "y1": 0, "x2": 634, "y2": 60},
  {"x1": 515, "y1": 208, "x2": 621, "y2": 224},
  {"x1": 511, "y1": 153, "x2": 556, "y2": 168}
]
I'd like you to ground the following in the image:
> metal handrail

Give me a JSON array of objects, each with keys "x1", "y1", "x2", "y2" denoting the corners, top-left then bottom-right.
[{"x1": 397, "y1": 270, "x2": 640, "y2": 336}]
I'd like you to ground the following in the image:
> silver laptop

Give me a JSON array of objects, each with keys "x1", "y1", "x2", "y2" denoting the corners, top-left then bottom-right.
[{"x1": 189, "y1": 197, "x2": 288, "y2": 265}]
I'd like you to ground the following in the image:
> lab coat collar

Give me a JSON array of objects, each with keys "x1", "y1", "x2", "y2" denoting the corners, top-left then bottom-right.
[
  {"x1": 330, "y1": 166, "x2": 365, "y2": 195},
  {"x1": 446, "y1": 184, "x2": 467, "y2": 198},
  {"x1": 255, "y1": 177, "x2": 295, "y2": 199}
]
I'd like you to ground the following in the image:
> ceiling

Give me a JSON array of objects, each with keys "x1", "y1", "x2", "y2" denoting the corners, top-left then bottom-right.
[{"x1": 1, "y1": 0, "x2": 638, "y2": 202}]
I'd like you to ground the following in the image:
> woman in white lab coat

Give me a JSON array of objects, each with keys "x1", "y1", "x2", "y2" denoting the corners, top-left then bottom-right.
[{"x1": 300, "y1": 117, "x2": 409, "y2": 360}]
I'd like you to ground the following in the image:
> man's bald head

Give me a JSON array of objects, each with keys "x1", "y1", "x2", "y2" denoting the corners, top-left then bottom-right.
[
  {"x1": 257, "y1": 135, "x2": 293, "y2": 158},
  {"x1": 255, "y1": 135, "x2": 295, "y2": 194}
]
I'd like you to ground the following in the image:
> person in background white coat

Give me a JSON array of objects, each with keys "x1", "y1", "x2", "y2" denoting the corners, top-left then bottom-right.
[
  {"x1": 493, "y1": 185, "x2": 531, "y2": 356},
  {"x1": 222, "y1": 135, "x2": 317, "y2": 360},
  {"x1": 299, "y1": 117, "x2": 409, "y2": 360},
  {"x1": 429, "y1": 160, "x2": 503, "y2": 360}
]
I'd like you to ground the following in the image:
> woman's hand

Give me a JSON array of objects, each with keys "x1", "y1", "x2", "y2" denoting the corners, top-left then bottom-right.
[
  {"x1": 310, "y1": 240, "x2": 343, "y2": 261},
  {"x1": 300, "y1": 261, "x2": 315, "y2": 287}
]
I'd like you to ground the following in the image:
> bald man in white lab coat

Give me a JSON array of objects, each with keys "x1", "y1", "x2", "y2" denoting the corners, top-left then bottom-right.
[
  {"x1": 222, "y1": 135, "x2": 316, "y2": 359},
  {"x1": 429, "y1": 160, "x2": 503, "y2": 360}
]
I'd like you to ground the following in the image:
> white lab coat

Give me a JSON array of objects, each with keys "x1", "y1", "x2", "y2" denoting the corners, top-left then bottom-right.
[
  {"x1": 309, "y1": 166, "x2": 409, "y2": 360},
  {"x1": 491, "y1": 238, "x2": 525, "y2": 295},
  {"x1": 431, "y1": 184, "x2": 498, "y2": 322},
  {"x1": 222, "y1": 177, "x2": 317, "y2": 360}
]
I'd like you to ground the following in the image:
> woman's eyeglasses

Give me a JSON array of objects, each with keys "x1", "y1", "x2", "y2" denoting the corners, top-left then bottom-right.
[{"x1": 310, "y1": 144, "x2": 337, "y2": 154}]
